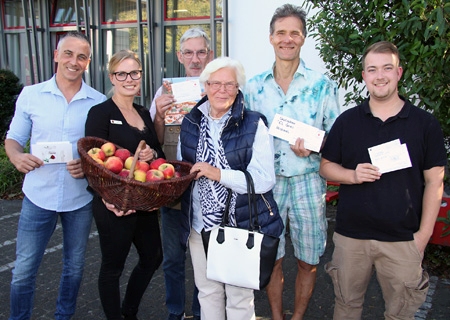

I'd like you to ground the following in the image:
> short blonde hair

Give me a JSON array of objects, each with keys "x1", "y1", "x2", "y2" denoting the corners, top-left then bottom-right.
[
  {"x1": 108, "y1": 50, "x2": 142, "y2": 74},
  {"x1": 362, "y1": 41, "x2": 400, "y2": 69}
]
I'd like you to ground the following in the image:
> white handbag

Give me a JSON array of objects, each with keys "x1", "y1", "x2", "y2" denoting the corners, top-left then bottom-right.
[{"x1": 206, "y1": 171, "x2": 279, "y2": 290}]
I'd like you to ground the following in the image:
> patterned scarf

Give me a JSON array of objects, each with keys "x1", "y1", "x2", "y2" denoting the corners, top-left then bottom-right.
[{"x1": 196, "y1": 112, "x2": 237, "y2": 231}]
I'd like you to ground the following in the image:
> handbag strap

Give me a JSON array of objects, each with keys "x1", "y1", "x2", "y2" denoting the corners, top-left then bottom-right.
[
  {"x1": 217, "y1": 171, "x2": 258, "y2": 249},
  {"x1": 220, "y1": 188, "x2": 233, "y2": 227},
  {"x1": 220, "y1": 170, "x2": 260, "y2": 231},
  {"x1": 243, "y1": 170, "x2": 258, "y2": 232},
  {"x1": 220, "y1": 170, "x2": 259, "y2": 232}
]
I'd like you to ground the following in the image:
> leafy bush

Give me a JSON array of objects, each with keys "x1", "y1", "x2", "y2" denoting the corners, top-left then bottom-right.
[
  {"x1": 0, "y1": 69, "x2": 23, "y2": 139},
  {"x1": 0, "y1": 144, "x2": 24, "y2": 199},
  {"x1": 423, "y1": 244, "x2": 450, "y2": 278},
  {"x1": 303, "y1": 0, "x2": 450, "y2": 149}
]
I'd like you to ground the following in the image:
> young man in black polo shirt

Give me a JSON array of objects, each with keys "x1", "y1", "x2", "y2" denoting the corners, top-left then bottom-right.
[{"x1": 320, "y1": 41, "x2": 447, "y2": 319}]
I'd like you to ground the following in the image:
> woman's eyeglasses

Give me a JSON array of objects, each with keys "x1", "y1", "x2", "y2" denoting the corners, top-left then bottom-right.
[
  {"x1": 206, "y1": 81, "x2": 238, "y2": 91},
  {"x1": 112, "y1": 70, "x2": 142, "y2": 81}
]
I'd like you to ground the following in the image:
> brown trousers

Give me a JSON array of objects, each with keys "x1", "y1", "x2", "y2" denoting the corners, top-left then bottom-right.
[{"x1": 326, "y1": 232, "x2": 429, "y2": 320}]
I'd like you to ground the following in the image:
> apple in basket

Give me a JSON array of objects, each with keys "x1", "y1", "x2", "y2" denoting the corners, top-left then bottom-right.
[
  {"x1": 138, "y1": 161, "x2": 150, "y2": 172},
  {"x1": 133, "y1": 169, "x2": 147, "y2": 182},
  {"x1": 101, "y1": 142, "x2": 116, "y2": 157},
  {"x1": 158, "y1": 163, "x2": 175, "y2": 180},
  {"x1": 124, "y1": 156, "x2": 140, "y2": 170},
  {"x1": 92, "y1": 157, "x2": 104, "y2": 166},
  {"x1": 150, "y1": 158, "x2": 167, "y2": 170},
  {"x1": 104, "y1": 156, "x2": 123, "y2": 174},
  {"x1": 118, "y1": 169, "x2": 130, "y2": 178},
  {"x1": 88, "y1": 148, "x2": 106, "y2": 161},
  {"x1": 114, "y1": 148, "x2": 131, "y2": 162},
  {"x1": 146, "y1": 169, "x2": 165, "y2": 181}
]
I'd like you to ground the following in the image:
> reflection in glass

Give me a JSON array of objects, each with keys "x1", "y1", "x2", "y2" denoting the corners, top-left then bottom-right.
[
  {"x1": 104, "y1": 0, "x2": 147, "y2": 22},
  {"x1": 52, "y1": 0, "x2": 84, "y2": 24},
  {"x1": 103, "y1": 27, "x2": 149, "y2": 95},
  {"x1": 6, "y1": 33, "x2": 39, "y2": 85},
  {"x1": 4, "y1": 0, "x2": 40, "y2": 28},
  {"x1": 165, "y1": 0, "x2": 222, "y2": 19}
]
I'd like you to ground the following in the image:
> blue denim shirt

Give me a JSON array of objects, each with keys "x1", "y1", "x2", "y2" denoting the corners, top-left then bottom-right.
[
  {"x1": 6, "y1": 75, "x2": 106, "y2": 211},
  {"x1": 244, "y1": 59, "x2": 340, "y2": 177}
]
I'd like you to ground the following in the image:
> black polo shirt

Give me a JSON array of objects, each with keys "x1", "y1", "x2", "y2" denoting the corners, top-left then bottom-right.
[{"x1": 322, "y1": 97, "x2": 447, "y2": 241}]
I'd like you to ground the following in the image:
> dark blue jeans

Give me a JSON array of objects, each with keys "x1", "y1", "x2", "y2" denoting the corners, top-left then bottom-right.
[
  {"x1": 161, "y1": 206, "x2": 200, "y2": 317},
  {"x1": 10, "y1": 197, "x2": 93, "y2": 320},
  {"x1": 93, "y1": 197, "x2": 162, "y2": 320}
]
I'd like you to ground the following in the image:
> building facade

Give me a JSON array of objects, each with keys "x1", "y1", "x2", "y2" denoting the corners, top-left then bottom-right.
[{"x1": 0, "y1": 0, "x2": 228, "y2": 106}]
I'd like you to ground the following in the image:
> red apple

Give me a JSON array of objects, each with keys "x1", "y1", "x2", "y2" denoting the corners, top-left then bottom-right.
[
  {"x1": 146, "y1": 169, "x2": 165, "y2": 181},
  {"x1": 150, "y1": 158, "x2": 167, "y2": 170},
  {"x1": 124, "y1": 156, "x2": 140, "y2": 170},
  {"x1": 101, "y1": 142, "x2": 116, "y2": 157},
  {"x1": 174, "y1": 171, "x2": 182, "y2": 178},
  {"x1": 88, "y1": 147, "x2": 106, "y2": 161},
  {"x1": 118, "y1": 169, "x2": 130, "y2": 178},
  {"x1": 104, "y1": 156, "x2": 123, "y2": 174},
  {"x1": 133, "y1": 169, "x2": 147, "y2": 182},
  {"x1": 114, "y1": 148, "x2": 131, "y2": 162},
  {"x1": 138, "y1": 161, "x2": 150, "y2": 172},
  {"x1": 158, "y1": 163, "x2": 175, "y2": 180}
]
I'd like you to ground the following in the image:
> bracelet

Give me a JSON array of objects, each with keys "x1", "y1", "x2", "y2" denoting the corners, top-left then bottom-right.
[{"x1": 152, "y1": 149, "x2": 158, "y2": 159}]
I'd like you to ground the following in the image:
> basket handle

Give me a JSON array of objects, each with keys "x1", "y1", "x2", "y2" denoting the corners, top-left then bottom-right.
[{"x1": 127, "y1": 140, "x2": 146, "y2": 179}]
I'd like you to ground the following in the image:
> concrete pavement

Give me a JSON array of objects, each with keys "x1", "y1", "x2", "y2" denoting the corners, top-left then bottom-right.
[{"x1": 0, "y1": 199, "x2": 449, "y2": 319}]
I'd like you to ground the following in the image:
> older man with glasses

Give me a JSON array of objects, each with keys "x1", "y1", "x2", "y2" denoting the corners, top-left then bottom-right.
[{"x1": 149, "y1": 27, "x2": 213, "y2": 320}]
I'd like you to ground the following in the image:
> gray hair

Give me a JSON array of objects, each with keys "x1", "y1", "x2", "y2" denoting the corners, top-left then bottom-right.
[
  {"x1": 269, "y1": 4, "x2": 307, "y2": 37},
  {"x1": 57, "y1": 31, "x2": 91, "y2": 56},
  {"x1": 199, "y1": 57, "x2": 246, "y2": 88},
  {"x1": 180, "y1": 27, "x2": 211, "y2": 50}
]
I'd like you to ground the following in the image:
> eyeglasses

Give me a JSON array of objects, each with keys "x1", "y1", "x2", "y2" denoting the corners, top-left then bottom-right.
[
  {"x1": 181, "y1": 49, "x2": 209, "y2": 59},
  {"x1": 112, "y1": 70, "x2": 142, "y2": 81},
  {"x1": 206, "y1": 81, "x2": 238, "y2": 91}
]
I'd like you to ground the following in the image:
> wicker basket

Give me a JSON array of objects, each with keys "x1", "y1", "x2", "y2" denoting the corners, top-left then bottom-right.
[{"x1": 78, "y1": 136, "x2": 196, "y2": 212}]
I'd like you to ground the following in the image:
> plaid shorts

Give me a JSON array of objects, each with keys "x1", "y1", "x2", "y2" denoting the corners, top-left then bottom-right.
[{"x1": 274, "y1": 171, "x2": 327, "y2": 265}]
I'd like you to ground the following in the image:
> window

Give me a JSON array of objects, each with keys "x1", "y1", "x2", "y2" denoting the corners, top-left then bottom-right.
[
  {"x1": 165, "y1": 0, "x2": 222, "y2": 20},
  {"x1": 103, "y1": 0, "x2": 147, "y2": 23},
  {"x1": 4, "y1": 0, "x2": 40, "y2": 28},
  {"x1": 51, "y1": 0, "x2": 85, "y2": 25}
]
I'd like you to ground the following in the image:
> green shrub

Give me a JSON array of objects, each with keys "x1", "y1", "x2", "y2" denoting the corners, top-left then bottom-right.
[
  {"x1": 424, "y1": 244, "x2": 450, "y2": 278},
  {"x1": 0, "y1": 144, "x2": 24, "y2": 198},
  {"x1": 303, "y1": 0, "x2": 450, "y2": 153},
  {"x1": 0, "y1": 69, "x2": 23, "y2": 140}
]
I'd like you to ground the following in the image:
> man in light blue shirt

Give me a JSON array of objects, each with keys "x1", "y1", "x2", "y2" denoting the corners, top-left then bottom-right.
[
  {"x1": 244, "y1": 4, "x2": 340, "y2": 320},
  {"x1": 5, "y1": 31, "x2": 106, "y2": 320}
]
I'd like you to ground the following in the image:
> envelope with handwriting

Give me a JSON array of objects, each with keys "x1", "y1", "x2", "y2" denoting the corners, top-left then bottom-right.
[{"x1": 368, "y1": 139, "x2": 412, "y2": 174}]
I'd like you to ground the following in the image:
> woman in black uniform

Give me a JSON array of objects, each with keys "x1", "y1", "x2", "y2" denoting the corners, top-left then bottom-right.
[{"x1": 85, "y1": 50, "x2": 164, "y2": 320}]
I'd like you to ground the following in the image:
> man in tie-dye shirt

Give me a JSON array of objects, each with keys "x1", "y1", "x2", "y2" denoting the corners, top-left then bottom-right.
[{"x1": 244, "y1": 4, "x2": 340, "y2": 320}]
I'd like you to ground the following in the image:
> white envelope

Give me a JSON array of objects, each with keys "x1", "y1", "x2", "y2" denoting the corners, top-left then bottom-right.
[
  {"x1": 268, "y1": 113, "x2": 325, "y2": 152},
  {"x1": 31, "y1": 141, "x2": 73, "y2": 164},
  {"x1": 368, "y1": 139, "x2": 412, "y2": 174},
  {"x1": 171, "y1": 79, "x2": 202, "y2": 104}
]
